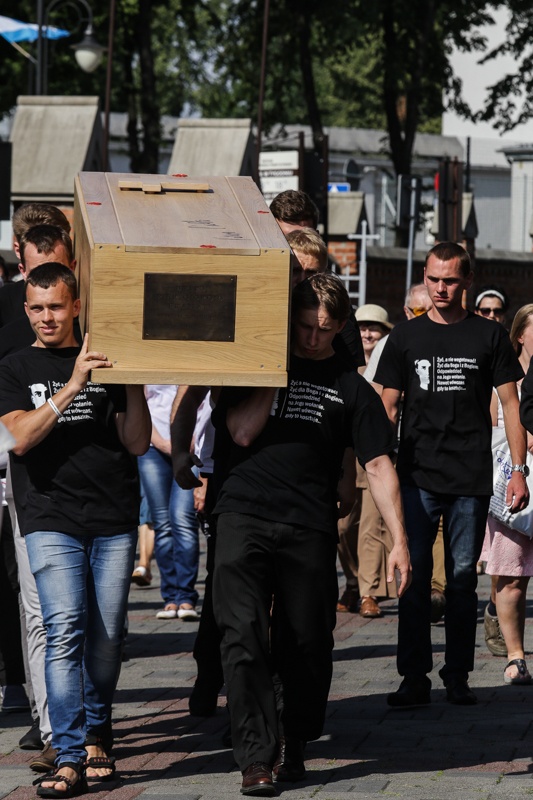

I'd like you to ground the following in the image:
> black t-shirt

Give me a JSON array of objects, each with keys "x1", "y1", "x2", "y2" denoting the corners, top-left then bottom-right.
[
  {"x1": 0, "y1": 345, "x2": 139, "y2": 536},
  {"x1": 213, "y1": 353, "x2": 395, "y2": 534},
  {"x1": 375, "y1": 312, "x2": 523, "y2": 495}
]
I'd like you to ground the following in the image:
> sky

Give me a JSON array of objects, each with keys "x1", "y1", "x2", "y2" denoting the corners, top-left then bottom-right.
[{"x1": 442, "y1": 7, "x2": 533, "y2": 141}]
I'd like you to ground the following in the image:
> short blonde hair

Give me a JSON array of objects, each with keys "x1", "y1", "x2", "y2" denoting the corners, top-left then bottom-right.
[{"x1": 286, "y1": 227, "x2": 328, "y2": 270}]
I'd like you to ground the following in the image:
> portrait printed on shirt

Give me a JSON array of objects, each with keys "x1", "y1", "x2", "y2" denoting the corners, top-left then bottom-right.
[{"x1": 30, "y1": 383, "x2": 48, "y2": 408}]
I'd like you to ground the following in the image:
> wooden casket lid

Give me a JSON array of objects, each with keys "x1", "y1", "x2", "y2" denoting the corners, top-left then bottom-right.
[{"x1": 76, "y1": 172, "x2": 288, "y2": 256}]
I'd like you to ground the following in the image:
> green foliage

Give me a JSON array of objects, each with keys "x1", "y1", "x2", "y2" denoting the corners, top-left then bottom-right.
[{"x1": 0, "y1": 0, "x2": 520, "y2": 177}]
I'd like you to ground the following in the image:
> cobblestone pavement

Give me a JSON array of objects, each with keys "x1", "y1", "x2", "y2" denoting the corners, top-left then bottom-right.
[{"x1": 1, "y1": 543, "x2": 533, "y2": 800}]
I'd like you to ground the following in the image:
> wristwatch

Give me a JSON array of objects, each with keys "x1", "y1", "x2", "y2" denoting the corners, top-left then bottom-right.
[{"x1": 511, "y1": 464, "x2": 530, "y2": 477}]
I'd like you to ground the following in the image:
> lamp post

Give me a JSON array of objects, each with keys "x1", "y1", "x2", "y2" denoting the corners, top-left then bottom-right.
[{"x1": 36, "y1": 0, "x2": 105, "y2": 95}]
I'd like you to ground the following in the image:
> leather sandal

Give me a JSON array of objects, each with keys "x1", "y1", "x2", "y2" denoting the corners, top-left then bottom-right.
[
  {"x1": 504, "y1": 658, "x2": 532, "y2": 685},
  {"x1": 84, "y1": 733, "x2": 115, "y2": 782},
  {"x1": 84, "y1": 755, "x2": 116, "y2": 782},
  {"x1": 34, "y1": 763, "x2": 87, "y2": 798}
]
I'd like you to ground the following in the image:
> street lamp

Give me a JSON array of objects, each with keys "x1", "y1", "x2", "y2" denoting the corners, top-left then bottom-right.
[{"x1": 36, "y1": 0, "x2": 105, "y2": 94}]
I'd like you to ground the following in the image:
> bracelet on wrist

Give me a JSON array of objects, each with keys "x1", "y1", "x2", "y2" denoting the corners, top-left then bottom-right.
[{"x1": 47, "y1": 397, "x2": 66, "y2": 422}]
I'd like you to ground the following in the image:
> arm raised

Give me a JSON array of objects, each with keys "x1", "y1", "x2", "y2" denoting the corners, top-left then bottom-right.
[{"x1": 2, "y1": 335, "x2": 112, "y2": 456}]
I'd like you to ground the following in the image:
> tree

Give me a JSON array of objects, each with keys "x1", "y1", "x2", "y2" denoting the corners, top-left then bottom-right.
[
  {"x1": 475, "y1": 3, "x2": 533, "y2": 131},
  {"x1": 0, "y1": 0, "x2": 218, "y2": 172},
  {"x1": 0, "y1": 0, "x2": 510, "y2": 187}
]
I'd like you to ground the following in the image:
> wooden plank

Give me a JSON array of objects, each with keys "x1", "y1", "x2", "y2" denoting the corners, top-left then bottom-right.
[
  {"x1": 105, "y1": 173, "x2": 261, "y2": 254},
  {"x1": 90, "y1": 368, "x2": 288, "y2": 387},
  {"x1": 118, "y1": 180, "x2": 210, "y2": 192},
  {"x1": 160, "y1": 181, "x2": 211, "y2": 192},
  {"x1": 118, "y1": 180, "x2": 144, "y2": 190},
  {"x1": 226, "y1": 175, "x2": 290, "y2": 251},
  {"x1": 76, "y1": 173, "x2": 123, "y2": 249}
]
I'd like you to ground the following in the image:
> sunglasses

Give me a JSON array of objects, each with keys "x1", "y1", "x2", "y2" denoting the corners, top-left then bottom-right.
[
  {"x1": 477, "y1": 307, "x2": 504, "y2": 317},
  {"x1": 408, "y1": 306, "x2": 428, "y2": 317}
]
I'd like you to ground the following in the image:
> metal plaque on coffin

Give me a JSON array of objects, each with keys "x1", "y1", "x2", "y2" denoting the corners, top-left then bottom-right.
[{"x1": 143, "y1": 273, "x2": 237, "y2": 341}]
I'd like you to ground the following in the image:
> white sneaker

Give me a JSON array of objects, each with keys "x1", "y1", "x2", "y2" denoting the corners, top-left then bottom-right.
[
  {"x1": 177, "y1": 606, "x2": 200, "y2": 621},
  {"x1": 156, "y1": 605, "x2": 178, "y2": 619}
]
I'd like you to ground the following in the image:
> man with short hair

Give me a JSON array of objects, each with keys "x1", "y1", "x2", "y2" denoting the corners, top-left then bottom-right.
[
  {"x1": 213, "y1": 273, "x2": 411, "y2": 795},
  {"x1": 0, "y1": 216, "x2": 73, "y2": 328},
  {"x1": 286, "y1": 227, "x2": 328, "y2": 282},
  {"x1": 0, "y1": 262, "x2": 150, "y2": 793},
  {"x1": 0, "y1": 226, "x2": 75, "y2": 360},
  {"x1": 12, "y1": 203, "x2": 70, "y2": 249},
  {"x1": 269, "y1": 189, "x2": 319, "y2": 236},
  {"x1": 0, "y1": 225, "x2": 75, "y2": 331},
  {"x1": 375, "y1": 241, "x2": 529, "y2": 707}
]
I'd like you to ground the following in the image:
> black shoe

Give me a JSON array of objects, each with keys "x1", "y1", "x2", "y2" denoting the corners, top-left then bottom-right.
[
  {"x1": 189, "y1": 679, "x2": 222, "y2": 717},
  {"x1": 273, "y1": 736, "x2": 306, "y2": 782},
  {"x1": 444, "y1": 677, "x2": 477, "y2": 705},
  {"x1": 387, "y1": 676, "x2": 431, "y2": 708},
  {"x1": 19, "y1": 719, "x2": 43, "y2": 750}
]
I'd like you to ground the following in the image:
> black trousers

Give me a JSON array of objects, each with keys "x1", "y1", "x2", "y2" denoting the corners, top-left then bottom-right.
[
  {"x1": 192, "y1": 522, "x2": 224, "y2": 691},
  {"x1": 213, "y1": 512, "x2": 338, "y2": 771}
]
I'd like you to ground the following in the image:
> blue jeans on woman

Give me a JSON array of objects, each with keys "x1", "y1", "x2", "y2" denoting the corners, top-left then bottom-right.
[
  {"x1": 25, "y1": 529, "x2": 137, "y2": 766},
  {"x1": 138, "y1": 446, "x2": 199, "y2": 607}
]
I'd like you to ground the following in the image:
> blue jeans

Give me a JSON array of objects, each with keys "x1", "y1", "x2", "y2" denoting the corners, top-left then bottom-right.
[
  {"x1": 399, "y1": 486, "x2": 489, "y2": 682},
  {"x1": 25, "y1": 530, "x2": 137, "y2": 766},
  {"x1": 138, "y1": 446, "x2": 199, "y2": 606}
]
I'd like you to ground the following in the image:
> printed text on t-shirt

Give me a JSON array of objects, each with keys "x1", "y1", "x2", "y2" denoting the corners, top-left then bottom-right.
[{"x1": 282, "y1": 379, "x2": 343, "y2": 423}]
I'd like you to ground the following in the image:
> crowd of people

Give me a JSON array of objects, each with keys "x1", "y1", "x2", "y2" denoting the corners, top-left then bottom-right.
[{"x1": 0, "y1": 190, "x2": 532, "y2": 798}]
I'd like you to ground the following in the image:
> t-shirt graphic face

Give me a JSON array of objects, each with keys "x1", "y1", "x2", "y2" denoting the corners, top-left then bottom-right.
[{"x1": 29, "y1": 383, "x2": 47, "y2": 408}]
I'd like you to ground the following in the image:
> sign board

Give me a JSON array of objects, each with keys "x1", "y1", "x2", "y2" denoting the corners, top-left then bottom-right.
[
  {"x1": 259, "y1": 150, "x2": 300, "y2": 204},
  {"x1": 328, "y1": 182, "x2": 350, "y2": 193}
]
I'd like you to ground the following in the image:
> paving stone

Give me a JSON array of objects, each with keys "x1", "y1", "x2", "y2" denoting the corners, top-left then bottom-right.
[{"x1": 2, "y1": 561, "x2": 532, "y2": 800}]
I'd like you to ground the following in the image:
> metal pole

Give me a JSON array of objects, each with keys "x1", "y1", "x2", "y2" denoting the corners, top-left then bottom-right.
[
  {"x1": 103, "y1": 0, "x2": 116, "y2": 170},
  {"x1": 36, "y1": 0, "x2": 44, "y2": 94},
  {"x1": 359, "y1": 219, "x2": 368, "y2": 306},
  {"x1": 380, "y1": 173, "x2": 386, "y2": 246},
  {"x1": 405, "y1": 177, "x2": 417, "y2": 295},
  {"x1": 256, "y1": 0, "x2": 270, "y2": 185}
]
